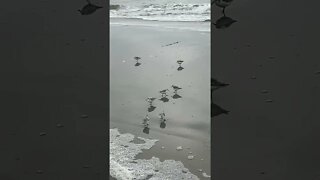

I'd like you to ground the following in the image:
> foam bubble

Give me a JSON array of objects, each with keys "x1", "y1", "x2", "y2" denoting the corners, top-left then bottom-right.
[{"x1": 110, "y1": 128, "x2": 199, "y2": 180}]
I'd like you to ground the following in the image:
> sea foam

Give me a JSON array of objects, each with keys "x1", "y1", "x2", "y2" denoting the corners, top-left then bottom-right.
[
  {"x1": 110, "y1": 128, "x2": 199, "y2": 180},
  {"x1": 110, "y1": 3, "x2": 210, "y2": 22}
]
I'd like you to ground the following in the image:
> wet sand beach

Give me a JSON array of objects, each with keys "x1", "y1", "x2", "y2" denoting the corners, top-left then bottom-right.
[
  {"x1": 212, "y1": 0, "x2": 320, "y2": 179},
  {"x1": 110, "y1": 21, "x2": 211, "y2": 179},
  {"x1": 1, "y1": 0, "x2": 108, "y2": 179}
]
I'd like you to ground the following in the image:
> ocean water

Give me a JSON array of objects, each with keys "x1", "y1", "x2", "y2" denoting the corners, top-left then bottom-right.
[
  {"x1": 110, "y1": 128, "x2": 200, "y2": 179},
  {"x1": 110, "y1": 0, "x2": 210, "y2": 22},
  {"x1": 110, "y1": 0, "x2": 211, "y2": 32}
]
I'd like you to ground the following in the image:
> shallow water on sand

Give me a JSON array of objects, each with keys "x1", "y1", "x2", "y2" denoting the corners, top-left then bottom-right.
[{"x1": 110, "y1": 23, "x2": 210, "y2": 179}]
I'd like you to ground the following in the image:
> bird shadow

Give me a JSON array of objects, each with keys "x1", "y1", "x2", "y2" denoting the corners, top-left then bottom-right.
[{"x1": 78, "y1": 0, "x2": 102, "y2": 15}]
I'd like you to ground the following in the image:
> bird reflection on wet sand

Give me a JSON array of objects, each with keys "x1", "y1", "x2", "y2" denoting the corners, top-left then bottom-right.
[
  {"x1": 160, "y1": 121, "x2": 166, "y2": 129},
  {"x1": 211, "y1": 78, "x2": 230, "y2": 117},
  {"x1": 212, "y1": 103, "x2": 229, "y2": 117},
  {"x1": 212, "y1": 78, "x2": 229, "y2": 91},
  {"x1": 78, "y1": 0, "x2": 102, "y2": 15},
  {"x1": 159, "y1": 96, "x2": 169, "y2": 103},
  {"x1": 143, "y1": 127, "x2": 150, "y2": 134},
  {"x1": 213, "y1": 15, "x2": 237, "y2": 29},
  {"x1": 172, "y1": 93, "x2": 182, "y2": 99},
  {"x1": 148, "y1": 105, "x2": 156, "y2": 112}
]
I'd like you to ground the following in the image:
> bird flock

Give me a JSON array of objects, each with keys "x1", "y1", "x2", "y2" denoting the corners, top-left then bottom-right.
[{"x1": 142, "y1": 85, "x2": 183, "y2": 134}]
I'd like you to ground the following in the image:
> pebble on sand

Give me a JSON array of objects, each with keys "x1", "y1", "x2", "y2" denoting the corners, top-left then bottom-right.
[
  {"x1": 265, "y1": 99, "x2": 273, "y2": 103},
  {"x1": 202, "y1": 172, "x2": 211, "y2": 178},
  {"x1": 187, "y1": 155, "x2": 194, "y2": 160},
  {"x1": 81, "y1": 115, "x2": 89, "y2": 118},
  {"x1": 36, "y1": 170, "x2": 43, "y2": 174},
  {"x1": 83, "y1": 165, "x2": 91, "y2": 168},
  {"x1": 56, "y1": 123, "x2": 64, "y2": 128},
  {"x1": 176, "y1": 146, "x2": 183, "y2": 151}
]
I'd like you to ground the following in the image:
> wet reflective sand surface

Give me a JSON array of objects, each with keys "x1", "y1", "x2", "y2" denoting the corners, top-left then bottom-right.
[{"x1": 110, "y1": 23, "x2": 210, "y2": 178}]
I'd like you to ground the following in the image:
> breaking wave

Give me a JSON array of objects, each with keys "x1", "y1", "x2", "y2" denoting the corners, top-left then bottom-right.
[
  {"x1": 109, "y1": 128, "x2": 199, "y2": 180},
  {"x1": 110, "y1": 3, "x2": 210, "y2": 22}
]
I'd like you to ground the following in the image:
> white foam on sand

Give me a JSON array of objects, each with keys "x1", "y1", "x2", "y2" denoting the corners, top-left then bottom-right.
[{"x1": 110, "y1": 128, "x2": 199, "y2": 180}]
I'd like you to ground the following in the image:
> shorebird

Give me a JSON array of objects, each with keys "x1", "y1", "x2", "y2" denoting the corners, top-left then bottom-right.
[
  {"x1": 212, "y1": 0, "x2": 233, "y2": 14},
  {"x1": 160, "y1": 89, "x2": 169, "y2": 93},
  {"x1": 78, "y1": 0, "x2": 102, "y2": 15},
  {"x1": 146, "y1": 97, "x2": 156, "y2": 103},
  {"x1": 211, "y1": 78, "x2": 229, "y2": 91},
  {"x1": 172, "y1": 85, "x2": 182, "y2": 90},
  {"x1": 134, "y1": 56, "x2": 141, "y2": 60},
  {"x1": 159, "y1": 112, "x2": 166, "y2": 120},
  {"x1": 213, "y1": 15, "x2": 237, "y2": 29},
  {"x1": 159, "y1": 89, "x2": 169, "y2": 96},
  {"x1": 177, "y1": 60, "x2": 184, "y2": 65},
  {"x1": 142, "y1": 115, "x2": 150, "y2": 126}
]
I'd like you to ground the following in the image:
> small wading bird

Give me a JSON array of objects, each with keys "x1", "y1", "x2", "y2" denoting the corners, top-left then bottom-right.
[
  {"x1": 78, "y1": 0, "x2": 102, "y2": 15},
  {"x1": 146, "y1": 97, "x2": 156, "y2": 105},
  {"x1": 159, "y1": 89, "x2": 169, "y2": 96},
  {"x1": 142, "y1": 115, "x2": 150, "y2": 127},
  {"x1": 134, "y1": 56, "x2": 141, "y2": 60},
  {"x1": 159, "y1": 112, "x2": 166, "y2": 121},
  {"x1": 172, "y1": 85, "x2": 182, "y2": 93},
  {"x1": 172, "y1": 85, "x2": 182, "y2": 90},
  {"x1": 159, "y1": 112, "x2": 167, "y2": 129},
  {"x1": 212, "y1": 0, "x2": 233, "y2": 15},
  {"x1": 177, "y1": 60, "x2": 184, "y2": 65}
]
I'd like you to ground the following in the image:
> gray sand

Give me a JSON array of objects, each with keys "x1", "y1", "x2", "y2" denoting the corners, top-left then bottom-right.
[
  {"x1": 213, "y1": 0, "x2": 320, "y2": 179},
  {"x1": 1, "y1": 0, "x2": 108, "y2": 179}
]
